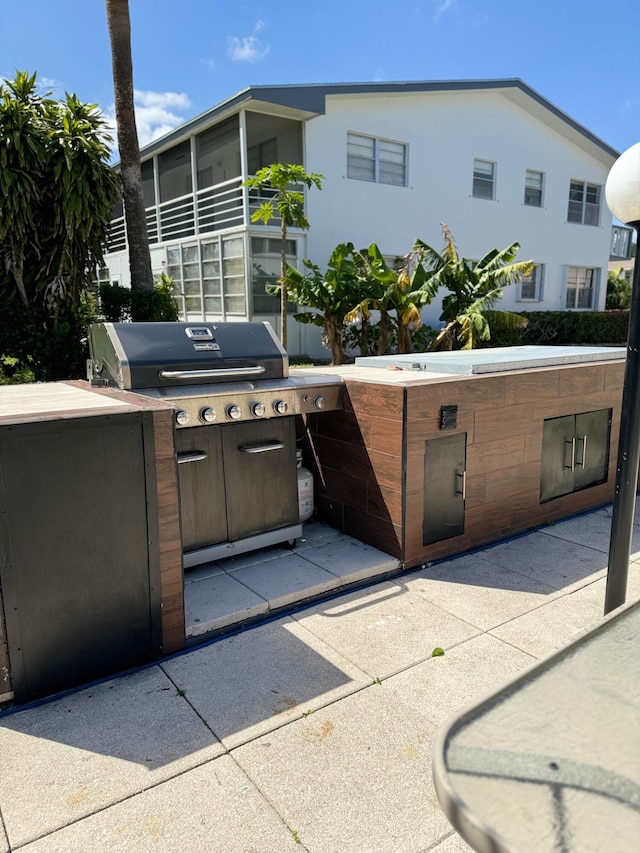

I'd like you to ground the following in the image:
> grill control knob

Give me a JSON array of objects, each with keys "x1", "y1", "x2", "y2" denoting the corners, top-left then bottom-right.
[
  {"x1": 313, "y1": 395, "x2": 326, "y2": 410},
  {"x1": 226, "y1": 404, "x2": 242, "y2": 420},
  {"x1": 175, "y1": 409, "x2": 190, "y2": 426},
  {"x1": 273, "y1": 400, "x2": 288, "y2": 415},
  {"x1": 251, "y1": 402, "x2": 266, "y2": 418},
  {"x1": 200, "y1": 406, "x2": 216, "y2": 423}
]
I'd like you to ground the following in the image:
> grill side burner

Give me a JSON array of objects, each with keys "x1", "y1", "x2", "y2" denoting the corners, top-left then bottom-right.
[{"x1": 87, "y1": 321, "x2": 343, "y2": 568}]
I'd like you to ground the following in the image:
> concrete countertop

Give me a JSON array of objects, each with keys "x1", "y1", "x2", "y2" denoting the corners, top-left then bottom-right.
[
  {"x1": 0, "y1": 381, "x2": 172, "y2": 426},
  {"x1": 291, "y1": 346, "x2": 627, "y2": 387}
]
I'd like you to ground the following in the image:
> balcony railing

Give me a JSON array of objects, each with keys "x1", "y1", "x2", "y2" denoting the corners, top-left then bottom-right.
[{"x1": 106, "y1": 176, "x2": 301, "y2": 254}]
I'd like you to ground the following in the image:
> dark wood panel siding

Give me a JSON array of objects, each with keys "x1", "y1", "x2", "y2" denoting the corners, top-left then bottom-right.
[{"x1": 306, "y1": 362, "x2": 626, "y2": 571}]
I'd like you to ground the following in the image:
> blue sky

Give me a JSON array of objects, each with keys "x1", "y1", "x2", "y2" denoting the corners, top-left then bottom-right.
[{"x1": 2, "y1": 0, "x2": 639, "y2": 156}]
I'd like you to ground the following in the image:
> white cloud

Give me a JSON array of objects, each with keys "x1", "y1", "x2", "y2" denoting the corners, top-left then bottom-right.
[
  {"x1": 227, "y1": 20, "x2": 270, "y2": 63},
  {"x1": 432, "y1": 0, "x2": 458, "y2": 19},
  {"x1": 104, "y1": 89, "x2": 193, "y2": 149},
  {"x1": 37, "y1": 75, "x2": 63, "y2": 96}
]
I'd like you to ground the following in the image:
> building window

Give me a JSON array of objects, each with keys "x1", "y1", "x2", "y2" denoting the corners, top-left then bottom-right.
[
  {"x1": 519, "y1": 264, "x2": 544, "y2": 301},
  {"x1": 567, "y1": 180, "x2": 601, "y2": 226},
  {"x1": 610, "y1": 225, "x2": 633, "y2": 259},
  {"x1": 251, "y1": 237, "x2": 297, "y2": 314},
  {"x1": 472, "y1": 159, "x2": 496, "y2": 199},
  {"x1": 566, "y1": 266, "x2": 598, "y2": 309},
  {"x1": 158, "y1": 140, "x2": 192, "y2": 203},
  {"x1": 524, "y1": 170, "x2": 544, "y2": 207},
  {"x1": 195, "y1": 116, "x2": 241, "y2": 189},
  {"x1": 167, "y1": 235, "x2": 247, "y2": 318},
  {"x1": 347, "y1": 132, "x2": 407, "y2": 186}
]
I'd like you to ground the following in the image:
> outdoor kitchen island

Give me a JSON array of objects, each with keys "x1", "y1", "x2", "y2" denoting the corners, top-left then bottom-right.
[
  {"x1": 296, "y1": 346, "x2": 627, "y2": 570},
  {"x1": 0, "y1": 381, "x2": 184, "y2": 704}
]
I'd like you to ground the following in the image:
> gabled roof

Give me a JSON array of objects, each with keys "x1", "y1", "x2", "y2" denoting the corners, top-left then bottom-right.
[{"x1": 137, "y1": 79, "x2": 618, "y2": 165}]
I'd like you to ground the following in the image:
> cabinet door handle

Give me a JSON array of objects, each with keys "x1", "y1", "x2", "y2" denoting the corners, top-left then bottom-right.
[
  {"x1": 239, "y1": 441, "x2": 285, "y2": 454},
  {"x1": 177, "y1": 450, "x2": 208, "y2": 464},
  {"x1": 576, "y1": 435, "x2": 587, "y2": 468},
  {"x1": 455, "y1": 470, "x2": 466, "y2": 500},
  {"x1": 564, "y1": 437, "x2": 576, "y2": 472}
]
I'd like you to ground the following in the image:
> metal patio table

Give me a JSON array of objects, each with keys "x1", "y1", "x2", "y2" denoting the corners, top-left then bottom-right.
[{"x1": 433, "y1": 597, "x2": 640, "y2": 852}]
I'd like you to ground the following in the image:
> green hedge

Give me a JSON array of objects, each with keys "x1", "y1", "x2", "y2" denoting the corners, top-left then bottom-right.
[
  {"x1": 99, "y1": 280, "x2": 179, "y2": 323},
  {"x1": 0, "y1": 278, "x2": 180, "y2": 385},
  {"x1": 487, "y1": 311, "x2": 629, "y2": 348},
  {"x1": 0, "y1": 295, "x2": 95, "y2": 384}
]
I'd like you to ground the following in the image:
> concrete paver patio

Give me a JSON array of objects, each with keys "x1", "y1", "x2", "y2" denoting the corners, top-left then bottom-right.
[{"x1": 1, "y1": 501, "x2": 638, "y2": 852}]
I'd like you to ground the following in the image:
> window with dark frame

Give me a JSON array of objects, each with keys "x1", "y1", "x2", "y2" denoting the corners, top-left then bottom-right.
[
  {"x1": 566, "y1": 266, "x2": 597, "y2": 309},
  {"x1": 472, "y1": 159, "x2": 495, "y2": 199},
  {"x1": 347, "y1": 132, "x2": 407, "y2": 186},
  {"x1": 567, "y1": 180, "x2": 601, "y2": 225},
  {"x1": 524, "y1": 170, "x2": 544, "y2": 207},
  {"x1": 520, "y1": 264, "x2": 543, "y2": 301}
]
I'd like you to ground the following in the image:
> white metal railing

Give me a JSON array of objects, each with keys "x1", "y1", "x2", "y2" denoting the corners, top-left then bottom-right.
[{"x1": 105, "y1": 176, "x2": 306, "y2": 255}]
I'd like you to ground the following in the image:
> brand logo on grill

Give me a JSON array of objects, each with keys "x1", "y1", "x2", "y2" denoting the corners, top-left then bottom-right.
[{"x1": 193, "y1": 342, "x2": 220, "y2": 351}]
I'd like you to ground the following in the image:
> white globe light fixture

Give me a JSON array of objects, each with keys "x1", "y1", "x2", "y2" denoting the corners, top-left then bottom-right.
[
  {"x1": 604, "y1": 142, "x2": 640, "y2": 614},
  {"x1": 606, "y1": 142, "x2": 640, "y2": 225}
]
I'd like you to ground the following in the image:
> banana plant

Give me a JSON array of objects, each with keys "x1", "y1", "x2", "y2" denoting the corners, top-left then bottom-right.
[
  {"x1": 347, "y1": 242, "x2": 440, "y2": 354},
  {"x1": 414, "y1": 224, "x2": 533, "y2": 350},
  {"x1": 280, "y1": 242, "x2": 369, "y2": 364}
]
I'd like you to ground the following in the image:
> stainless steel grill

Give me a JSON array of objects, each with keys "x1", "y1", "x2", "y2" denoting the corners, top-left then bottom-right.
[{"x1": 87, "y1": 321, "x2": 343, "y2": 568}]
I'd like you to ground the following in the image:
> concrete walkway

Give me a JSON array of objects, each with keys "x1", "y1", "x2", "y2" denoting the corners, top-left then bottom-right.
[{"x1": 1, "y1": 503, "x2": 639, "y2": 853}]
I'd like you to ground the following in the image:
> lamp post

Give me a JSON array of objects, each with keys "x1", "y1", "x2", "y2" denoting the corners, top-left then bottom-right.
[{"x1": 604, "y1": 141, "x2": 640, "y2": 615}]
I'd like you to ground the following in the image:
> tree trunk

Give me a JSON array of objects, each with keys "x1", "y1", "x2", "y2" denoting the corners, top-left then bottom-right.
[
  {"x1": 360, "y1": 314, "x2": 370, "y2": 356},
  {"x1": 378, "y1": 310, "x2": 391, "y2": 355},
  {"x1": 397, "y1": 322, "x2": 412, "y2": 354},
  {"x1": 280, "y1": 219, "x2": 288, "y2": 350},
  {"x1": 105, "y1": 0, "x2": 154, "y2": 300},
  {"x1": 323, "y1": 318, "x2": 344, "y2": 365}
]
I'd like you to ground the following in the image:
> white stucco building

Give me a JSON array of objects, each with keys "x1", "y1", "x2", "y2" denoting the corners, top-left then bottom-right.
[{"x1": 102, "y1": 79, "x2": 618, "y2": 358}]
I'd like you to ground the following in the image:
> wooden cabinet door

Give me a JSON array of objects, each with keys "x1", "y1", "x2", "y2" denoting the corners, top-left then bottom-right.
[
  {"x1": 423, "y1": 433, "x2": 466, "y2": 546},
  {"x1": 222, "y1": 418, "x2": 298, "y2": 542},
  {"x1": 175, "y1": 426, "x2": 228, "y2": 551}
]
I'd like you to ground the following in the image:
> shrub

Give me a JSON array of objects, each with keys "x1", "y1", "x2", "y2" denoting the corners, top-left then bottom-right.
[
  {"x1": 344, "y1": 319, "x2": 438, "y2": 356},
  {"x1": 99, "y1": 274, "x2": 179, "y2": 323},
  {"x1": 519, "y1": 311, "x2": 629, "y2": 346},
  {"x1": 0, "y1": 291, "x2": 96, "y2": 382}
]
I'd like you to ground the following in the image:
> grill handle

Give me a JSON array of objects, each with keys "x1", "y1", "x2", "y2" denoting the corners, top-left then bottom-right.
[
  {"x1": 177, "y1": 450, "x2": 208, "y2": 465},
  {"x1": 159, "y1": 366, "x2": 266, "y2": 380},
  {"x1": 239, "y1": 441, "x2": 285, "y2": 454}
]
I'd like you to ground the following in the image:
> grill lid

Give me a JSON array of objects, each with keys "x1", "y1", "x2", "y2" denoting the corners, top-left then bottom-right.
[{"x1": 88, "y1": 321, "x2": 288, "y2": 390}]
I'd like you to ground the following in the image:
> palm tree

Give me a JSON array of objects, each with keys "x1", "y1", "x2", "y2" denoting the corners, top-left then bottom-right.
[
  {"x1": 245, "y1": 164, "x2": 322, "y2": 349},
  {"x1": 104, "y1": 0, "x2": 154, "y2": 297},
  {"x1": 415, "y1": 224, "x2": 533, "y2": 350}
]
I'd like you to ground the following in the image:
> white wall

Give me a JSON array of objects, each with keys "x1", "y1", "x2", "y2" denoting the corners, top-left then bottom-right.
[
  {"x1": 303, "y1": 90, "x2": 613, "y2": 332},
  {"x1": 103, "y1": 87, "x2": 615, "y2": 360}
]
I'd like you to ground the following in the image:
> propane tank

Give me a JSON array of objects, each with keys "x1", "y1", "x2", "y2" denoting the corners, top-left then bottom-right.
[{"x1": 296, "y1": 449, "x2": 314, "y2": 522}]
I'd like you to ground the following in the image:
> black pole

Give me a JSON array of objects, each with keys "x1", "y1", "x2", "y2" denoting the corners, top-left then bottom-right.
[{"x1": 605, "y1": 221, "x2": 640, "y2": 614}]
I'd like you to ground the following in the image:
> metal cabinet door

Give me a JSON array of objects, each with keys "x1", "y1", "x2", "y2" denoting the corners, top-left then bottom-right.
[
  {"x1": 175, "y1": 426, "x2": 228, "y2": 551},
  {"x1": 540, "y1": 415, "x2": 575, "y2": 501},
  {"x1": 0, "y1": 415, "x2": 156, "y2": 702},
  {"x1": 573, "y1": 409, "x2": 611, "y2": 492},
  {"x1": 222, "y1": 418, "x2": 298, "y2": 542},
  {"x1": 423, "y1": 433, "x2": 466, "y2": 546}
]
